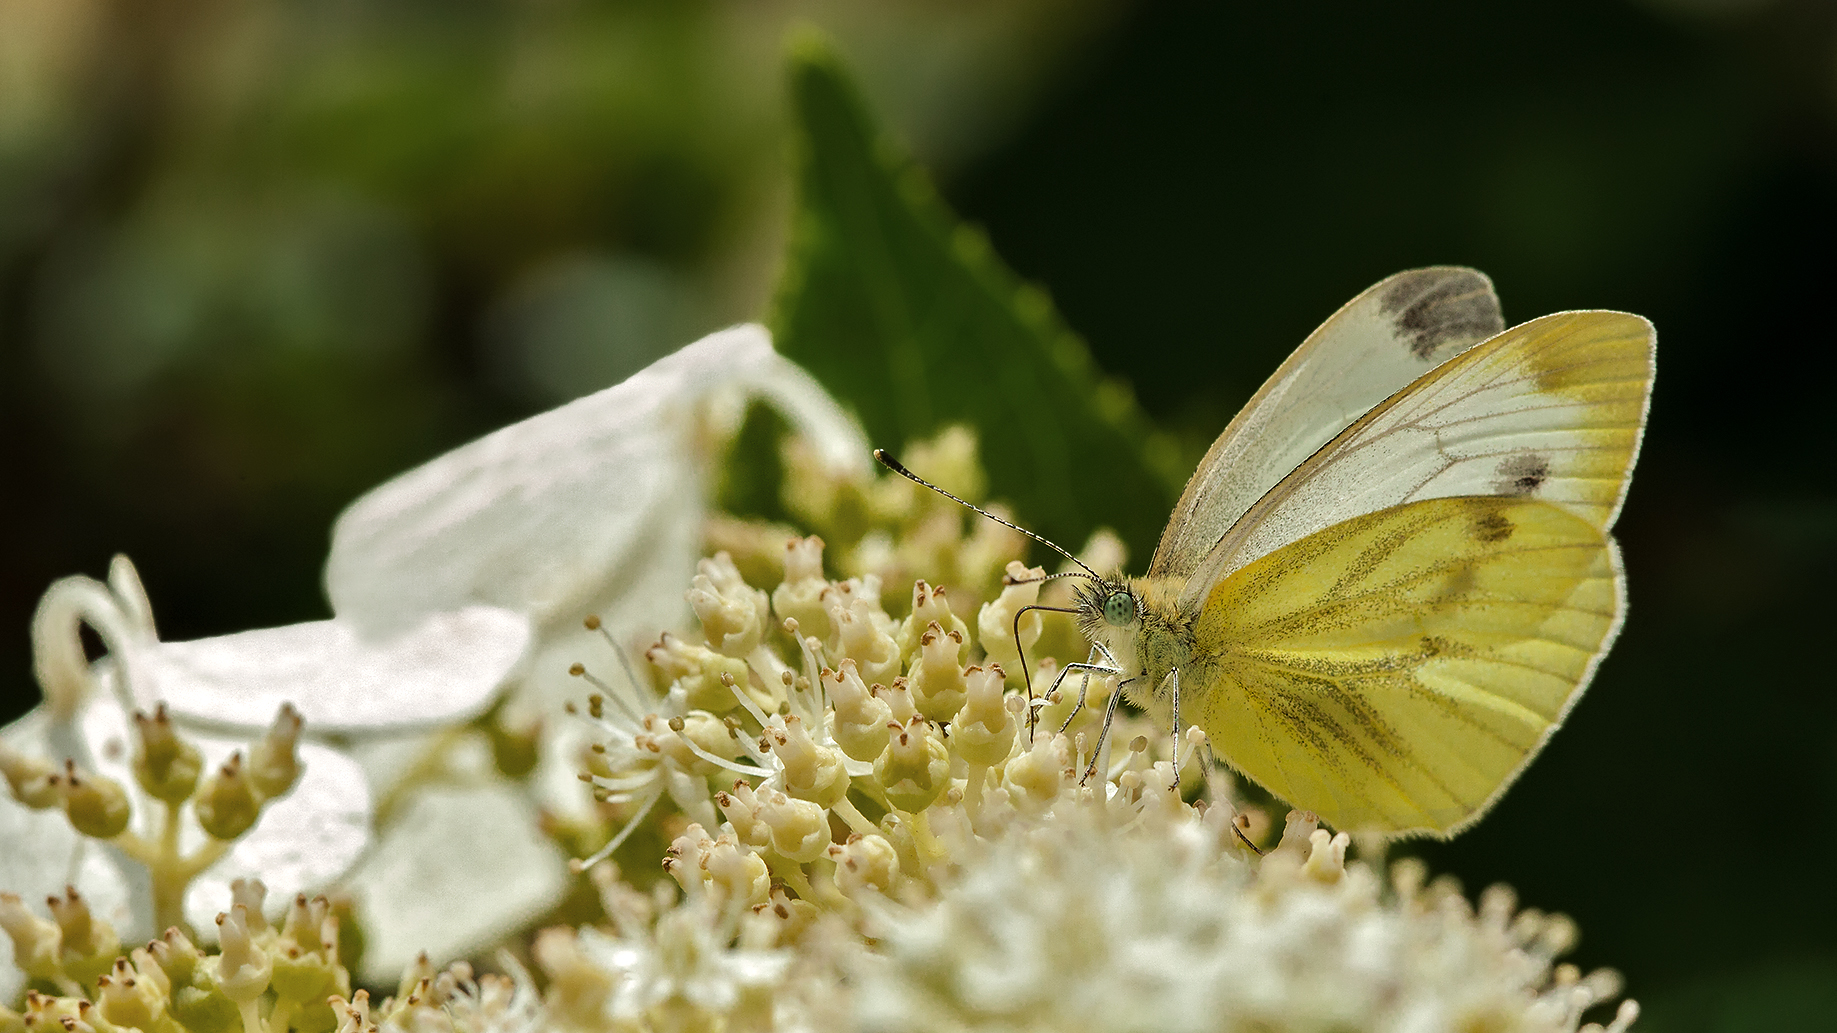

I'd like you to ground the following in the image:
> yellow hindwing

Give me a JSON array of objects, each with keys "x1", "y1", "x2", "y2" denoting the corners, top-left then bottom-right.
[{"x1": 1191, "y1": 494, "x2": 1621, "y2": 838}]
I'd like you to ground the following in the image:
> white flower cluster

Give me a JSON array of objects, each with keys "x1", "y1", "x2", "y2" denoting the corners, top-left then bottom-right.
[
  {"x1": 3, "y1": 328, "x2": 1642, "y2": 1033},
  {"x1": 857, "y1": 807, "x2": 1638, "y2": 1033}
]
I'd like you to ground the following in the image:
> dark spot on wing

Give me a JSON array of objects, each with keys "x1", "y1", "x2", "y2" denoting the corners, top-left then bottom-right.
[
  {"x1": 1493, "y1": 454, "x2": 1550, "y2": 496},
  {"x1": 1443, "y1": 563, "x2": 1478, "y2": 598},
  {"x1": 1378, "y1": 269, "x2": 1505, "y2": 360},
  {"x1": 1472, "y1": 511, "x2": 1514, "y2": 543}
]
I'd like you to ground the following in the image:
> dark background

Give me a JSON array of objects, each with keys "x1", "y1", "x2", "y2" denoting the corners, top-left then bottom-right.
[{"x1": 6, "y1": 0, "x2": 1835, "y2": 1024}]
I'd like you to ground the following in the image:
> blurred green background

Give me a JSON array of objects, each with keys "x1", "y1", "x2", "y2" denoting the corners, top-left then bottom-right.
[{"x1": 5, "y1": 0, "x2": 1836, "y2": 1027}]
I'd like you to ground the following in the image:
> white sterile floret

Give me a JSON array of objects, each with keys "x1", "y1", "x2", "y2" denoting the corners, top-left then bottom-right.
[
  {"x1": 1, "y1": 559, "x2": 371, "y2": 953},
  {"x1": 2, "y1": 325, "x2": 869, "y2": 990}
]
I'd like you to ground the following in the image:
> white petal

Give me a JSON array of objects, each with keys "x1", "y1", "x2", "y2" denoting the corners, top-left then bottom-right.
[
  {"x1": 143, "y1": 607, "x2": 530, "y2": 736},
  {"x1": 324, "y1": 324, "x2": 868, "y2": 637},
  {"x1": 346, "y1": 782, "x2": 569, "y2": 985}
]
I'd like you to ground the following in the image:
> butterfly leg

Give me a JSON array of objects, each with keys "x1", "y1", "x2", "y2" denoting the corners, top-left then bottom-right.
[
  {"x1": 1167, "y1": 667, "x2": 1183, "y2": 794},
  {"x1": 1080, "y1": 675, "x2": 1133, "y2": 784},
  {"x1": 1052, "y1": 646, "x2": 1115, "y2": 736}
]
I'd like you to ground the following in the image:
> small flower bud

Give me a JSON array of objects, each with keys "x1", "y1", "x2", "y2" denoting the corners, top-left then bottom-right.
[
  {"x1": 14, "y1": 995, "x2": 89, "y2": 1033},
  {"x1": 828, "y1": 833, "x2": 899, "y2": 899},
  {"x1": 0, "y1": 892, "x2": 63, "y2": 982},
  {"x1": 873, "y1": 716, "x2": 950, "y2": 813},
  {"x1": 55, "y1": 760, "x2": 132, "y2": 839},
  {"x1": 754, "y1": 884, "x2": 819, "y2": 944},
  {"x1": 1268, "y1": 810, "x2": 1321, "y2": 865},
  {"x1": 666, "y1": 824, "x2": 769, "y2": 907},
  {"x1": 394, "y1": 952, "x2": 435, "y2": 1006},
  {"x1": 694, "y1": 830, "x2": 767, "y2": 904},
  {"x1": 1002, "y1": 733, "x2": 1069, "y2": 814},
  {"x1": 715, "y1": 784, "x2": 770, "y2": 849},
  {"x1": 270, "y1": 926, "x2": 343, "y2": 1007},
  {"x1": 826, "y1": 586, "x2": 900, "y2": 686},
  {"x1": 216, "y1": 905, "x2": 273, "y2": 1003},
  {"x1": 977, "y1": 562, "x2": 1044, "y2": 680},
  {"x1": 0, "y1": 744, "x2": 60, "y2": 809},
  {"x1": 687, "y1": 553, "x2": 770, "y2": 658},
  {"x1": 630, "y1": 710, "x2": 735, "y2": 776},
  {"x1": 908, "y1": 622, "x2": 969, "y2": 721},
  {"x1": 952, "y1": 665, "x2": 1015, "y2": 767},
  {"x1": 195, "y1": 753, "x2": 261, "y2": 841},
  {"x1": 663, "y1": 825, "x2": 710, "y2": 895},
  {"x1": 771, "y1": 537, "x2": 831, "y2": 641},
  {"x1": 646, "y1": 633, "x2": 752, "y2": 714},
  {"x1": 876, "y1": 812, "x2": 924, "y2": 878},
  {"x1": 824, "y1": 660, "x2": 892, "y2": 762},
  {"x1": 247, "y1": 704, "x2": 303, "y2": 799},
  {"x1": 328, "y1": 990, "x2": 373, "y2": 1033},
  {"x1": 762, "y1": 715, "x2": 849, "y2": 809},
  {"x1": 530, "y1": 930, "x2": 614, "y2": 1032},
  {"x1": 880, "y1": 678, "x2": 917, "y2": 724},
  {"x1": 281, "y1": 893, "x2": 326, "y2": 952},
  {"x1": 1302, "y1": 829, "x2": 1350, "y2": 884},
  {"x1": 172, "y1": 975, "x2": 241, "y2": 1033},
  {"x1": 148, "y1": 927, "x2": 205, "y2": 987},
  {"x1": 896, "y1": 580, "x2": 970, "y2": 663},
  {"x1": 128, "y1": 945, "x2": 170, "y2": 999},
  {"x1": 49, "y1": 886, "x2": 121, "y2": 989},
  {"x1": 98, "y1": 956, "x2": 159, "y2": 1030},
  {"x1": 756, "y1": 788, "x2": 831, "y2": 863},
  {"x1": 132, "y1": 704, "x2": 204, "y2": 805},
  {"x1": 228, "y1": 880, "x2": 271, "y2": 938},
  {"x1": 676, "y1": 710, "x2": 740, "y2": 764}
]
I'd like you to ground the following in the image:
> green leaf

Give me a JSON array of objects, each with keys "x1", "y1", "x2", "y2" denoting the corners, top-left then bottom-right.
[{"x1": 770, "y1": 32, "x2": 1182, "y2": 563}]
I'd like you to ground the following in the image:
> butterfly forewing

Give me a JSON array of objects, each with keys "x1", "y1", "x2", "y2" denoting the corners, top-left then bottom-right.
[
  {"x1": 1149, "y1": 268, "x2": 1504, "y2": 580},
  {"x1": 1190, "y1": 495, "x2": 1620, "y2": 837},
  {"x1": 1178, "y1": 310, "x2": 1652, "y2": 611}
]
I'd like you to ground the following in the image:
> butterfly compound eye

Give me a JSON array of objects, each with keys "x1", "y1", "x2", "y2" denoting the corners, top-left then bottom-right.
[{"x1": 1102, "y1": 591, "x2": 1137, "y2": 627}]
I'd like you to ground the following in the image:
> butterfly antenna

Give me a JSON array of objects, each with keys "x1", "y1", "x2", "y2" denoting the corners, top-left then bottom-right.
[{"x1": 874, "y1": 449, "x2": 1102, "y2": 581}]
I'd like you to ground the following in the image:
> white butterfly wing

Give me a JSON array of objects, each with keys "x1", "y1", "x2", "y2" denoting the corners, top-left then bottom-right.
[
  {"x1": 1150, "y1": 268, "x2": 1504, "y2": 579},
  {"x1": 1180, "y1": 310, "x2": 1653, "y2": 610}
]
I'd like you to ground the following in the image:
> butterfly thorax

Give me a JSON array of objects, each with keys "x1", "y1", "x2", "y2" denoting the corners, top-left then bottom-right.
[{"x1": 1075, "y1": 574, "x2": 1196, "y2": 713}]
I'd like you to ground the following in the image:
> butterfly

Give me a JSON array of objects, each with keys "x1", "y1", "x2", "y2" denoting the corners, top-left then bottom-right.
[{"x1": 886, "y1": 267, "x2": 1653, "y2": 839}]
